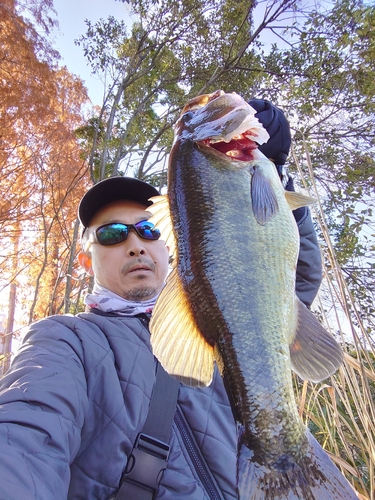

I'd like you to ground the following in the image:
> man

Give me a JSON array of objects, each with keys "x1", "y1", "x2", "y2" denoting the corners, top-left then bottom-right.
[
  {"x1": 0, "y1": 176, "x2": 237, "y2": 499},
  {"x1": 0, "y1": 102, "x2": 322, "y2": 499}
]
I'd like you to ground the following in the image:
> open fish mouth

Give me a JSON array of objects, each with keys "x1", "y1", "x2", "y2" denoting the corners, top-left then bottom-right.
[{"x1": 204, "y1": 135, "x2": 259, "y2": 161}]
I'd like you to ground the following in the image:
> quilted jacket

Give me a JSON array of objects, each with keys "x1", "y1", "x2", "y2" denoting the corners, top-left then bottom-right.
[
  {"x1": 294, "y1": 207, "x2": 322, "y2": 308},
  {"x1": 0, "y1": 206, "x2": 321, "y2": 499},
  {"x1": 0, "y1": 312, "x2": 237, "y2": 500}
]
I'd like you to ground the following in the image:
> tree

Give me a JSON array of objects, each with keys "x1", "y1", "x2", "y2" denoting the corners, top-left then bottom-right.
[
  {"x1": 267, "y1": 0, "x2": 375, "y2": 335},
  {"x1": 76, "y1": 0, "x2": 301, "y2": 186},
  {"x1": 0, "y1": 0, "x2": 90, "y2": 330},
  {"x1": 76, "y1": 0, "x2": 375, "y2": 331}
]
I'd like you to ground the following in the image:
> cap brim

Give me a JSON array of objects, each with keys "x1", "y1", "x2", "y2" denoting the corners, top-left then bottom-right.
[{"x1": 78, "y1": 177, "x2": 160, "y2": 228}]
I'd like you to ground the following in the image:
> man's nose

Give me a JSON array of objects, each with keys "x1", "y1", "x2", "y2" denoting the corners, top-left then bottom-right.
[{"x1": 125, "y1": 230, "x2": 147, "y2": 256}]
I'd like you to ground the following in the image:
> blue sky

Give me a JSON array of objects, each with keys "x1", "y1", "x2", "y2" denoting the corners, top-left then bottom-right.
[
  {"x1": 50, "y1": 0, "x2": 285, "y2": 106},
  {"x1": 52, "y1": 0, "x2": 132, "y2": 105}
]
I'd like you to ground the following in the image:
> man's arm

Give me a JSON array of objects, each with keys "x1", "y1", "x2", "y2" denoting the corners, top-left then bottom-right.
[
  {"x1": 294, "y1": 206, "x2": 323, "y2": 308},
  {"x1": 284, "y1": 173, "x2": 323, "y2": 308},
  {"x1": 0, "y1": 318, "x2": 87, "y2": 500}
]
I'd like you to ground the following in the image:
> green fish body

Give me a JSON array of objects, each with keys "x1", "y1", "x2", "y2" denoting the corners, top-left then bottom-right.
[{"x1": 149, "y1": 91, "x2": 357, "y2": 499}]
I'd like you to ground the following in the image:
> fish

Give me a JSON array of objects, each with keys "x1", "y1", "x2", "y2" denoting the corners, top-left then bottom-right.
[{"x1": 148, "y1": 90, "x2": 357, "y2": 499}]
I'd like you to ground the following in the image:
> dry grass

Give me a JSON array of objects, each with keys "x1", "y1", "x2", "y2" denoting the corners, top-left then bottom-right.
[{"x1": 293, "y1": 141, "x2": 375, "y2": 499}]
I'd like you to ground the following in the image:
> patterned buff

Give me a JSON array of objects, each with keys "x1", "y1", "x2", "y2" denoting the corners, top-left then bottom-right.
[{"x1": 84, "y1": 283, "x2": 159, "y2": 316}]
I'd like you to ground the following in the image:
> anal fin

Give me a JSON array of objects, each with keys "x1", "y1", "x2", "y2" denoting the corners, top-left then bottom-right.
[{"x1": 289, "y1": 298, "x2": 344, "y2": 383}]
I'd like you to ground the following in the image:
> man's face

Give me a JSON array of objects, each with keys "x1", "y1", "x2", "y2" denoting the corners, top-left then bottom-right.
[{"x1": 81, "y1": 200, "x2": 169, "y2": 301}]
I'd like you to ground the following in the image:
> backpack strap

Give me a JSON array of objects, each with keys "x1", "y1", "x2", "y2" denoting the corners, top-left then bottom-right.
[{"x1": 115, "y1": 361, "x2": 180, "y2": 500}]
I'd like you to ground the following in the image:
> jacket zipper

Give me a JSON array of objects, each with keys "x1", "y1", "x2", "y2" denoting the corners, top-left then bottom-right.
[{"x1": 175, "y1": 405, "x2": 225, "y2": 500}]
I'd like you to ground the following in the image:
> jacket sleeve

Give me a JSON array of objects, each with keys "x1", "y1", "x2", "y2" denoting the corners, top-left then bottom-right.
[
  {"x1": 0, "y1": 318, "x2": 87, "y2": 500},
  {"x1": 294, "y1": 206, "x2": 323, "y2": 307},
  {"x1": 283, "y1": 173, "x2": 323, "y2": 308}
]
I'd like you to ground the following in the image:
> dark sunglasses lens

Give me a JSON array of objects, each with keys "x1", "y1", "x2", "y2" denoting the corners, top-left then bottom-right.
[
  {"x1": 96, "y1": 223, "x2": 129, "y2": 245},
  {"x1": 135, "y1": 220, "x2": 161, "y2": 240}
]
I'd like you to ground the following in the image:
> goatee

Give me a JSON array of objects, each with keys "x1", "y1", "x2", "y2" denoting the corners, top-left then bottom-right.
[{"x1": 124, "y1": 286, "x2": 158, "y2": 301}]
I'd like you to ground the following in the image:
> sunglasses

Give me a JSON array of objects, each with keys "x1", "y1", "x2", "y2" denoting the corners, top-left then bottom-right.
[{"x1": 85, "y1": 220, "x2": 161, "y2": 251}]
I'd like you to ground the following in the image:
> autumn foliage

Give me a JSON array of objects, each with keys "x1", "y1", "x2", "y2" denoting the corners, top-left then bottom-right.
[{"x1": 0, "y1": 0, "x2": 90, "y2": 325}]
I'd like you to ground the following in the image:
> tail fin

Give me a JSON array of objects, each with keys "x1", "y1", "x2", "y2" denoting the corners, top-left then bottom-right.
[{"x1": 237, "y1": 431, "x2": 357, "y2": 499}]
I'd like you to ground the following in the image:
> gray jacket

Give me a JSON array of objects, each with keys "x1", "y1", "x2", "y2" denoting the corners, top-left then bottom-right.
[
  {"x1": 295, "y1": 207, "x2": 322, "y2": 308},
  {"x1": 0, "y1": 209, "x2": 321, "y2": 499},
  {"x1": 0, "y1": 312, "x2": 236, "y2": 500}
]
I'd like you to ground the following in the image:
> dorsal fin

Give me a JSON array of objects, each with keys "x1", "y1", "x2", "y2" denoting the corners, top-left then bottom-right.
[{"x1": 147, "y1": 195, "x2": 176, "y2": 261}]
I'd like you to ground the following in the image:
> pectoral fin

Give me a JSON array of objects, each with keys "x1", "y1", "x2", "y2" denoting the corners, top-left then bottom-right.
[
  {"x1": 148, "y1": 195, "x2": 176, "y2": 260},
  {"x1": 150, "y1": 268, "x2": 215, "y2": 388},
  {"x1": 251, "y1": 165, "x2": 279, "y2": 225},
  {"x1": 289, "y1": 298, "x2": 343, "y2": 382},
  {"x1": 284, "y1": 191, "x2": 316, "y2": 210}
]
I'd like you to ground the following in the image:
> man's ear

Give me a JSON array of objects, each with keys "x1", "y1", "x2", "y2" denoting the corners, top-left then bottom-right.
[{"x1": 78, "y1": 251, "x2": 94, "y2": 275}]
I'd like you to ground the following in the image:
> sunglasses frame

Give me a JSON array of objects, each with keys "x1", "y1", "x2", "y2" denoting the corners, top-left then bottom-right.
[{"x1": 85, "y1": 220, "x2": 160, "y2": 251}]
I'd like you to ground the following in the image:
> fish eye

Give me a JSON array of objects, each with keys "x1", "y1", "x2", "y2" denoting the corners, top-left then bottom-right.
[{"x1": 181, "y1": 111, "x2": 195, "y2": 123}]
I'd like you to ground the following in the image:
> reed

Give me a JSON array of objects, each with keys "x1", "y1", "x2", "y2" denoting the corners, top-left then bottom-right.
[{"x1": 293, "y1": 141, "x2": 375, "y2": 499}]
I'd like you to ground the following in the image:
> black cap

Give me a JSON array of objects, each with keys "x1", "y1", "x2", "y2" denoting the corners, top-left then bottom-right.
[
  {"x1": 248, "y1": 99, "x2": 291, "y2": 165},
  {"x1": 78, "y1": 176, "x2": 160, "y2": 229}
]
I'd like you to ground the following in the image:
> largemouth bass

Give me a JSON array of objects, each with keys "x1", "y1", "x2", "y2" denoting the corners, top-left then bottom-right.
[{"x1": 148, "y1": 90, "x2": 357, "y2": 499}]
